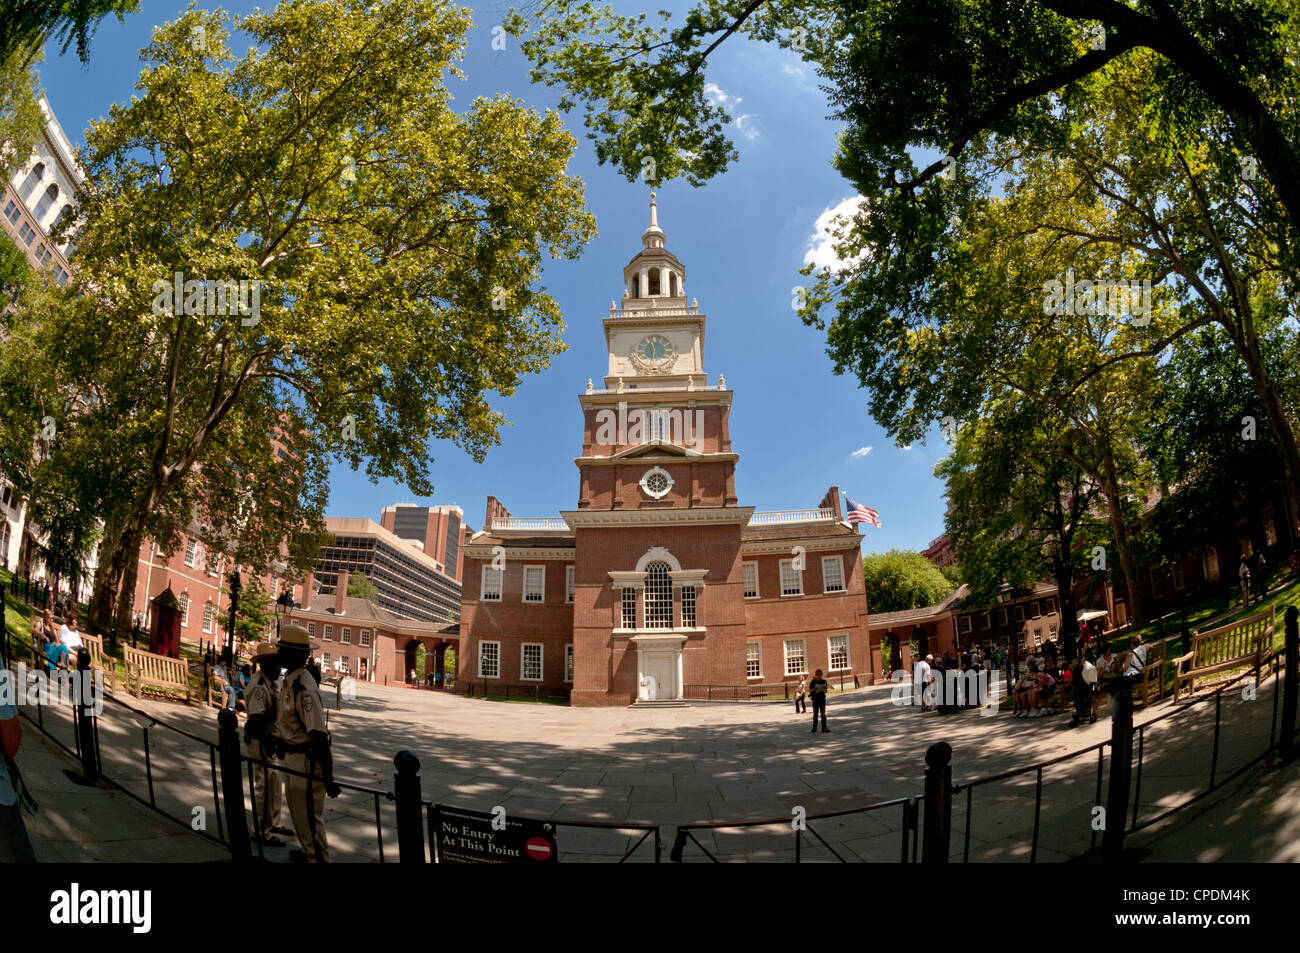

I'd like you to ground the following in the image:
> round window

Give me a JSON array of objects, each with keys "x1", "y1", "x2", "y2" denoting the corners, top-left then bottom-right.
[{"x1": 640, "y1": 466, "x2": 673, "y2": 499}]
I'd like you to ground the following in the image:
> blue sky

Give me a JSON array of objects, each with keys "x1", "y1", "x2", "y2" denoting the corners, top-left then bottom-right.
[{"x1": 35, "y1": 0, "x2": 951, "y2": 552}]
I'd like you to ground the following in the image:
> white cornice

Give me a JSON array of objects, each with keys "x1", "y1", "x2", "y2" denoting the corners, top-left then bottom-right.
[
  {"x1": 740, "y1": 536, "x2": 863, "y2": 555},
  {"x1": 560, "y1": 506, "x2": 753, "y2": 528},
  {"x1": 463, "y1": 546, "x2": 574, "y2": 560},
  {"x1": 574, "y1": 451, "x2": 739, "y2": 467},
  {"x1": 579, "y1": 391, "x2": 731, "y2": 409}
]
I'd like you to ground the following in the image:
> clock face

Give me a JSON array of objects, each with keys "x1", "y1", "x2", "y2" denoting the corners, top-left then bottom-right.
[{"x1": 636, "y1": 335, "x2": 674, "y2": 366}]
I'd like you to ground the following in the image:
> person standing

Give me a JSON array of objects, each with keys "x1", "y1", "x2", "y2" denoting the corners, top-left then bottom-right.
[
  {"x1": 275, "y1": 625, "x2": 340, "y2": 863},
  {"x1": 807, "y1": 669, "x2": 830, "y2": 732},
  {"x1": 794, "y1": 676, "x2": 807, "y2": 714},
  {"x1": 0, "y1": 670, "x2": 36, "y2": 862},
  {"x1": 915, "y1": 654, "x2": 935, "y2": 712},
  {"x1": 1255, "y1": 550, "x2": 1268, "y2": 600},
  {"x1": 1238, "y1": 559, "x2": 1251, "y2": 608},
  {"x1": 245, "y1": 642, "x2": 289, "y2": 846}
]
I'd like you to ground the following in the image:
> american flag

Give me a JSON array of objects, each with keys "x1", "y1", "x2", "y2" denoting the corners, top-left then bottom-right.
[{"x1": 845, "y1": 496, "x2": 881, "y2": 528}]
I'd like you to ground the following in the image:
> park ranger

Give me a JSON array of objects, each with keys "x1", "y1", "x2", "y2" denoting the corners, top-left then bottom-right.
[
  {"x1": 244, "y1": 642, "x2": 289, "y2": 846},
  {"x1": 275, "y1": 624, "x2": 341, "y2": 862}
]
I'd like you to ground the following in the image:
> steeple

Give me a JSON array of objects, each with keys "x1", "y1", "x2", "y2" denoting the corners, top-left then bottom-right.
[
  {"x1": 623, "y1": 191, "x2": 685, "y2": 302},
  {"x1": 642, "y1": 191, "x2": 665, "y2": 249}
]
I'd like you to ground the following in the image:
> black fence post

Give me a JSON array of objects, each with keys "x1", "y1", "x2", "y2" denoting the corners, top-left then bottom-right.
[
  {"x1": 1280, "y1": 606, "x2": 1298, "y2": 764},
  {"x1": 394, "y1": 750, "x2": 424, "y2": 863},
  {"x1": 1103, "y1": 689, "x2": 1134, "y2": 861},
  {"x1": 75, "y1": 648, "x2": 99, "y2": 783},
  {"x1": 217, "y1": 708, "x2": 252, "y2": 862},
  {"x1": 0, "y1": 583, "x2": 7, "y2": 668},
  {"x1": 921, "y1": 741, "x2": 953, "y2": 863}
]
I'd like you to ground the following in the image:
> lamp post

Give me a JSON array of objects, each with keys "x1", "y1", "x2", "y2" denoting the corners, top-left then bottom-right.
[
  {"x1": 275, "y1": 587, "x2": 295, "y2": 635},
  {"x1": 226, "y1": 570, "x2": 241, "y2": 661},
  {"x1": 996, "y1": 582, "x2": 1018, "y2": 686}
]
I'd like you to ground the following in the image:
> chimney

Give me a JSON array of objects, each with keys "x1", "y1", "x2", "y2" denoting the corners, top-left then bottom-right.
[
  {"x1": 302, "y1": 570, "x2": 315, "y2": 609},
  {"x1": 335, "y1": 570, "x2": 349, "y2": 615},
  {"x1": 485, "y1": 495, "x2": 511, "y2": 532}
]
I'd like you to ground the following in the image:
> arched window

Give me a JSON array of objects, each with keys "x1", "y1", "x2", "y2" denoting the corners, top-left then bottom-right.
[
  {"x1": 1203, "y1": 547, "x2": 1219, "y2": 583},
  {"x1": 643, "y1": 561, "x2": 673, "y2": 628},
  {"x1": 631, "y1": 274, "x2": 640, "y2": 298},
  {"x1": 20, "y1": 163, "x2": 45, "y2": 200},
  {"x1": 33, "y1": 183, "x2": 59, "y2": 221},
  {"x1": 648, "y1": 267, "x2": 661, "y2": 295},
  {"x1": 178, "y1": 592, "x2": 191, "y2": 628},
  {"x1": 669, "y1": 272, "x2": 678, "y2": 296}
]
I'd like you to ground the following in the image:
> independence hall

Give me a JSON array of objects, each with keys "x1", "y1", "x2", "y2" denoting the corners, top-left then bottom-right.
[{"x1": 458, "y1": 197, "x2": 872, "y2": 706}]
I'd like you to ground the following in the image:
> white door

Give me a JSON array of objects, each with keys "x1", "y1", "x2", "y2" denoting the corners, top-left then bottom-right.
[{"x1": 644, "y1": 652, "x2": 675, "y2": 700}]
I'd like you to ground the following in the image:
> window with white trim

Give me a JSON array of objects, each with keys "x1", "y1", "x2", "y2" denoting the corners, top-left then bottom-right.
[
  {"x1": 1033, "y1": 627, "x2": 1042, "y2": 645},
  {"x1": 481, "y1": 565, "x2": 502, "y2": 601},
  {"x1": 1172, "y1": 565, "x2": 1185, "y2": 590},
  {"x1": 1203, "y1": 548, "x2": 1220, "y2": 582},
  {"x1": 621, "y1": 587, "x2": 637, "y2": 628},
  {"x1": 202, "y1": 601, "x2": 215, "y2": 634},
  {"x1": 359, "y1": 629, "x2": 371, "y2": 647},
  {"x1": 341, "y1": 627, "x2": 351, "y2": 644},
  {"x1": 779, "y1": 559, "x2": 803, "y2": 596},
  {"x1": 307, "y1": 623, "x2": 315, "y2": 639},
  {"x1": 564, "y1": 645, "x2": 574, "y2": 682},
  {"x1": 681, "y1": 584, "x2": 697, "y2": 627},
  {"x1": 323, "y1": 625, "x2": 334, "y2": 641},
  {"x1": 828, "y1": 634, "x2": 849, "y2": 671},
  {"x1": 178, "y1": 592, "x2": 191, "y2": 627},
  {"x1": 521, "y1": 643, "x2": 543, "y2": 681},
  {"x1": 643, "y1": 562, "x2": 673, "y2": 628},
  {"x1": 565, "y1": 565, "x2": 575, "y2": 603},
  {"x1": 981, "y1": 612, "x2": 991, "y2": 630},
  {"x1": 323, "y1": 651, "x2": 330, "y2": 666},
  {"x1": 1049, "y1": 623, "x2": 1058, "y2": 639},
  {"x1": 783, "y1": 638, "x2": 807, "y2": 676},
  {"x1": 478, "y1": 640, "x2": 500, "y2": 679},
  {"x1": 821, "y1": 556, "x2": 845, "y2": 593},
  {"x1": 746, "y1": 642, "x2": 761, "y2": 678},
  {"x1": 523, "y1": 566, "x2": 545, "y2": 603},
  {"x1": 1045, "y1": 597, "x2": 1056, "y2": 614},
  {"x1": 743, "y1": 561, "x2": 758, "y2": 598},
  {"x1": 1014, "y1": 605, "x2": 1025, "y2": 622},
  {"x1": 997, "y1": 608, "x2": 1008, "y2": 626},
  {"x1": 184, "y1": 538, "x2": 198, "y2": 567},
  {"x1": 959, "y1": 615, "x2": 972, "y2": 634}
]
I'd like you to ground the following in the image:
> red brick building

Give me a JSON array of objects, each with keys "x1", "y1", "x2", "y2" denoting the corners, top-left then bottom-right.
[{"x1": 458, "y1": 196, "x2": 872, "y2": 706}]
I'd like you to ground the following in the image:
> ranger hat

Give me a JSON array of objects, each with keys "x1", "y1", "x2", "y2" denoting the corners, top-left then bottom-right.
[
  {"x1": 252, "y1": 641, "x2": 279, "y2": 661},
  {"x1": 277, "y1": 624, "x2": 318, "y2": 652}
]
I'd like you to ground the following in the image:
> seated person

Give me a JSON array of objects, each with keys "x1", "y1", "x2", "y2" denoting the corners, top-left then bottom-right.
[
  {"x1": 1014, "y1": 662, "x2": 1042, "y2": 717},
  {"x1": 236, "y1": 664, "x2": 251, "y2": 698},
  {"x1": 1121, "y1": 634, "x2": 1149, "y2": 688},
  {"x1": 1033, "y1": 668, "x2": 1057, "y2": 715},
  {"x1": 46, "y1": 612, "x2": 83, "y2": 670},
  {"x1": 212, "y1": 653, "x2": 237, "y2": 711}
]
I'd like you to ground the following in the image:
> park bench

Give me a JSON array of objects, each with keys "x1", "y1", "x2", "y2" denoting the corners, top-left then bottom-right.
[
  {"x1": 79, "y1": 632, "x2": 116, "y2": 693},
  {"x1": 1129, "y1": 639, "x2": 1167, "y2": 707},
  {"x1": 123, "y1": 645, "x2": 197, "y2": 704},
  {"x1": 1172, "y1": 607, "x2": 1274, "y2": 702}
]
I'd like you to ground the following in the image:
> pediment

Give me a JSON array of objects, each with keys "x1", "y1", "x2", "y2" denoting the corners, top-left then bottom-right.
[{"x1": 609, "y1": 441, "x2": 698, "y2": 461}]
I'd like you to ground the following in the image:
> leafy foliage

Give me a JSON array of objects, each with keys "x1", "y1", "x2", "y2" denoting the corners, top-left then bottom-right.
[
  {"x1": 0, "y1": 1, "x2": 139, "y2": 64},
  {"x1": 346, "y1": 571, "x2": 379, "y2": 601},
  {"x1": 862, "y1": 549, "x2": 955, "y2": 613}
]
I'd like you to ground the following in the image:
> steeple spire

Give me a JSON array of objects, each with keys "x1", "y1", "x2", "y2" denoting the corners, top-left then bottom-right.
[{"x1": 641, "y1": 191, "x2": 665, "y2": 248}]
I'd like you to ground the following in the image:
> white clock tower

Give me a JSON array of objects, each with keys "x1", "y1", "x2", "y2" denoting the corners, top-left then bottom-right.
[{"x1": 603, "y1": 193, "x2": 707, "y2": 391}]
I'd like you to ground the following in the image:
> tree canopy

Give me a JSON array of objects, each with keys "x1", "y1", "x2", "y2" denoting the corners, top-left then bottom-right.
[
  {"x1": 0, "y1": 1, "x2": 138, "y2": 65},
  {"x1": 861, "y1": 549, "x2": 955, "y2": 613},
  {"x1": 346, "y1": 571, "x2": 379, "y2": 601},
  {"x1": 0, "y1": 0, "x2": 597, "y2": 635}
]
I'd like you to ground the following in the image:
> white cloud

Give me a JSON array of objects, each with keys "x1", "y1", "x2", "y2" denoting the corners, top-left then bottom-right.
[
  {"x1": 781, "y1": 61, "x2": 807, "y2": 82},
  {"x1": 851, "y1": 446, "x2": 873, "y2": 459},
  {"x1": 803, "y1": 195, "x2": 871, "y2": 271},
  {"x1": 705, "y1": 83, "x2": 759, "y2": 140}
]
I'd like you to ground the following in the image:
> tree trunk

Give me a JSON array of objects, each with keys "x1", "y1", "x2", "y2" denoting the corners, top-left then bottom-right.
[
  {"x1": 1099, "y1": 449, "x2": 1145, "y2": 627},
  {"x1": 1238, "y1": 336, "x2": 1300, "y2": 544}
]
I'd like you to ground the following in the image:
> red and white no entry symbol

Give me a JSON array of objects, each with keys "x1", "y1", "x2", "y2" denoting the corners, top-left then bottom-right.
[{"x1": 525, "y1": 836, "x2": 553, "y2": 860}]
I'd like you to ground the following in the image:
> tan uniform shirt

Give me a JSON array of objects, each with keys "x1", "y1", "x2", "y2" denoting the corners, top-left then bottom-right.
[
  {"x1": 276, "y1": 667, "x2": 327, "y2": 747},
  {"x1": 246, "y1": 672, "x2": 278, "y2": 730}
]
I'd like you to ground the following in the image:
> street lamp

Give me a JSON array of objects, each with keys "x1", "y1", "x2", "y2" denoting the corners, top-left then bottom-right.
[
  {"x1": 226, "y1": 570, "x2": 241, "y2": 662},
  {"x1": 275, "y1": 586, "x2": 296, "y2": 635},
  {"x1": 996, "y1": 581, "x2": 1018, "y2": 685}
]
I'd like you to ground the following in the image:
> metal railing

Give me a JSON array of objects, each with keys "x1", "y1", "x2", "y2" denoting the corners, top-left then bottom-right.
[{"x1": 683, "y1": 672, "x2": 865, "y2": 701}]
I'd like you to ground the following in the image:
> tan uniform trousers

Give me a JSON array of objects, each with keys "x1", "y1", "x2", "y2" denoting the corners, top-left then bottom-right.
[
  {"x1": 284, "y1": 751, "x2": 329, "y2": 863},
  {"x1": 247, "y1": 739, "x2": 283, "y2": 833}
]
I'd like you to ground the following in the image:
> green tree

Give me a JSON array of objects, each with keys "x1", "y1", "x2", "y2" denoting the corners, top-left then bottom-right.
[
  {"x1": 0, "y1": 1, "x2": 138, "y2": 65},
  {"x1": 347, "y1": 572, "x2": 379, "y2": 601},
  {"x1": 414, "y1": 643, "x2": 426, "y2": 681},
  {"x1": 861, "y1": 549, "x2": 955, "y2": 613},
  {"x1": 443, "y1": 646, "x2": 455, "y2": 681},
  {"x1": 0, "y1": 229, "x2": 31, "y2": 309},
  {"x1": 0, "y1": 48, "x2": 43, "y2": 176},
  {"x1": 2, "y1": 1, "x2": 595, "y2": 636},
  {"x1": 226, "y1": 575, "x2": 274, "y2": 650}
]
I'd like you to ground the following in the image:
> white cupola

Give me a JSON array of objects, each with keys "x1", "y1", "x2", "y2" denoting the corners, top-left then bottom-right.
[{"x1": 622, "y1": 192, "x2": 686, "y2": 303}]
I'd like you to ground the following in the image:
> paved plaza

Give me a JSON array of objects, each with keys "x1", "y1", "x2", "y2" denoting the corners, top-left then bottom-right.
[{"x1": 15, "y1": 663, "x2": 1291, "y2": 862}]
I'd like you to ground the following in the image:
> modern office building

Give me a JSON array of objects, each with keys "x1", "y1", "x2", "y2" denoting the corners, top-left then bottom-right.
[{"x1": 379, "y1": 503, "x2": 466, "y2": 583}]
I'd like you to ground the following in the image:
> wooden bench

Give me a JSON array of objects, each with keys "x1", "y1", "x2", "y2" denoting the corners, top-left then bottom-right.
[
  {"x1": 1129, "y1": 639, "x2": 1167, "y2": 706},
  {"x1": 1173, "y1": 608, "x2": 1274, "y2": 702},
  {"x1": 123, "y1": 646, "x2": 197, "y2": 704},
  {"x1": 79, "y1": 632, "x2": 116, "y2": 693}
]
